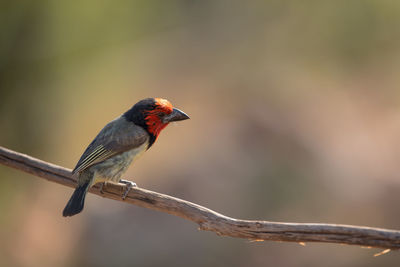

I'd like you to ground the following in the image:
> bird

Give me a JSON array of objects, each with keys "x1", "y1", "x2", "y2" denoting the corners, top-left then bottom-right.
[{"x1": 62, "y1": 98, "x2": 189, "y2": 217}]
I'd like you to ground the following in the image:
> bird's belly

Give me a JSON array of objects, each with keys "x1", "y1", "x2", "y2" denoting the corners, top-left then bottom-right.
[{"x1": 90, "y1": 143, "x2": 148, "y2": 183}]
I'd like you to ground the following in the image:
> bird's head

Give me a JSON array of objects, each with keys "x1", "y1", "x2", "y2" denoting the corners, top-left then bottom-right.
[{"x1": 123, "y1": 98, "x2": 189, "y2": 147}]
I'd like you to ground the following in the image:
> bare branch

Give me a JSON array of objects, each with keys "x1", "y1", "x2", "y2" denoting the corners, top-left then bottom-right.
[{"x1": 1, "y1": 145, "x2": 399, "y2": 250}]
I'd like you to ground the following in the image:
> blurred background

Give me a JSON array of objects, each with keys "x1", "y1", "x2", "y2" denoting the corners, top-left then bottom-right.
[{"x1": 1, "y1": 0, "x2": 400, "y2": 266}]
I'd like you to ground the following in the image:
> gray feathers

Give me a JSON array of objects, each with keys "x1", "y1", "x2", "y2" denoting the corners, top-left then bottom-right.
[{"x1": 72, "y1": 116, "x2": 149, "y2": 175}]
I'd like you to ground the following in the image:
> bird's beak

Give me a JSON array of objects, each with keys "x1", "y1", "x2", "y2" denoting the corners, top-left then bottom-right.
[{"x1": 162, "y1": 108, "x2": 190, "y2": 123}]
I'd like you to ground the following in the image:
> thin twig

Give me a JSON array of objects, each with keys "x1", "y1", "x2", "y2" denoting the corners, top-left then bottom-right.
[{"x1": 0, "y1": 145, "x2": 399, "y2": 250}]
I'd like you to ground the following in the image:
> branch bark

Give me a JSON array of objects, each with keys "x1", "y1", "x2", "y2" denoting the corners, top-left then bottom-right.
[{"x1": 1, "y1": 146, "x2": 399, "y2": 251}]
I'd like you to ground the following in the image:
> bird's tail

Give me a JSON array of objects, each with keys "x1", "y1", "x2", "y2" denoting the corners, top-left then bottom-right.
[{"x1": 63, "y1": 182, "x2": 90, "y2": 217}]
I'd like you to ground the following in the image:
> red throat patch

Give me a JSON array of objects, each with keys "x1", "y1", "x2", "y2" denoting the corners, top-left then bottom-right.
[{"x1": 145, "y1": 98, "x2": 173, "y2": 139}]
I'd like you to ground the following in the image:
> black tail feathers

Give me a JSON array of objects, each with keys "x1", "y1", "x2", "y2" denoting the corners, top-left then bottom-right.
[{"x1": 63, "y1": 182, "x2": 90, "y2": 217}]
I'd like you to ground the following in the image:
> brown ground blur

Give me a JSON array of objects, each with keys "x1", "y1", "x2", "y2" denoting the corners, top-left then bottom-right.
[{"x1": 1, "y1": 1, "x2": 400, "y2": 266}]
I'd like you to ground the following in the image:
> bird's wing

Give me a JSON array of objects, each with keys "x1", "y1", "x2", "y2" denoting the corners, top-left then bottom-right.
[{"x1": 72, "y1": 117, "x2": 149, "y2": 174}]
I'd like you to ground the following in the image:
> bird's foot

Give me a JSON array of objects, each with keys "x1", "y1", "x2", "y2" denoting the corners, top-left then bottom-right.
[
  {"x1": 119, "y1": 179, "x2": 137, "y2": 200},
  {"x1": 100, "y1": 181, "x2": 108, "y2": 194}
]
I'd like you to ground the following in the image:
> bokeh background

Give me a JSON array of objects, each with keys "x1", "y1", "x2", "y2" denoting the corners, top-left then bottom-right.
[{"x1": 1, "y1": 1, "x2": 400, "y2": 266}]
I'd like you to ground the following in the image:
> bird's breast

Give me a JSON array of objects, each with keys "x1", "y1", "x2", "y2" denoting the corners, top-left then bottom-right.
[{"x1": 91, "y1": 141, "x2": 149, "y2": 183}]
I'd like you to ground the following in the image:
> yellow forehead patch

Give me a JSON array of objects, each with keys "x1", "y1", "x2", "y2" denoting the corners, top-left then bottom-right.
[{"x1": 154, "y1": 98, "x2": 173, "y2": 113}]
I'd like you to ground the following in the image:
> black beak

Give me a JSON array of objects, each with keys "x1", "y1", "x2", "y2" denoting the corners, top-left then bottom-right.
[{"x1": 162, "y1": 108, "x2": 190, "y2": 123}]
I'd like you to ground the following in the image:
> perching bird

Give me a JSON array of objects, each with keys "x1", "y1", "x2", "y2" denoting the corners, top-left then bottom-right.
[{"x1": 63, "y1": 98, "x2": 189, "y2": 217}]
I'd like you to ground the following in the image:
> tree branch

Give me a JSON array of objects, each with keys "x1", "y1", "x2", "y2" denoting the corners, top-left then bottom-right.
[{"x1": 0, "y1": 146, "x2": 399, "y2": 251}]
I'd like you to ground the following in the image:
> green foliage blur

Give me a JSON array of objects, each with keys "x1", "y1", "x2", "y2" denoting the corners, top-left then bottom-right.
[{"x1": 1, "y1": 1, "x2": 400, "y2": 266}]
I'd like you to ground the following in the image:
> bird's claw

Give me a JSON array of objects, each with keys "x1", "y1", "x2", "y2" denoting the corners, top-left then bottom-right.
[
  {"x1": 100, "y1": 181, "x2": 108, "y2": 194},
  {"x1": 119, "y1": 179, "x2": 137, "y2": 200}
]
